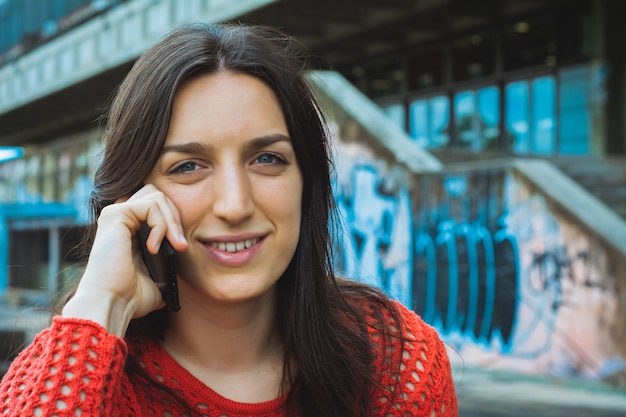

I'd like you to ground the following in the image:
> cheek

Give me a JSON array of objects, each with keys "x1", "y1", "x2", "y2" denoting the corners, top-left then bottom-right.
[
  {"x1": 165, "y1": 187, "x2": 206, "y2": 227},
  {"x1": 259, "y1": 178, "x2": 303, "y2": 221}
]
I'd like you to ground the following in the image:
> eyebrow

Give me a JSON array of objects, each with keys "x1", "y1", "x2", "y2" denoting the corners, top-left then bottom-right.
[{"x1": 161, "y1": 133, "x2": 291, "y2": 155}]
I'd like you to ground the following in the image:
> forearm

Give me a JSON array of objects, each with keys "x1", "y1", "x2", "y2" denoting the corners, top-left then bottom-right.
[{"x1": 0, "y1": 316, "x2": 128, "y2": 417}]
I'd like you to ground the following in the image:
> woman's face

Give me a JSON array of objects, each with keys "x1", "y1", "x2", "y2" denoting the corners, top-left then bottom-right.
[{"x1": 145, "y1": 71, "x2": 303, "y2": 304}]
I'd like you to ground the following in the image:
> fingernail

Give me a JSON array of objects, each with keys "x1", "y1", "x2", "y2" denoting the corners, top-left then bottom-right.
[{"x1": 179, "y1": 233, "x2": 187, "y2": 244}]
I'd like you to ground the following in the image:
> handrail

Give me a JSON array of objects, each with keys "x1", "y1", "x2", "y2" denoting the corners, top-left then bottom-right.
[
  {"x1": 306, "y1": 70, "x2": 443, "y2": 173},
  {"x1": 513, "y1": 158, "x2": 626, "y2": 258}
]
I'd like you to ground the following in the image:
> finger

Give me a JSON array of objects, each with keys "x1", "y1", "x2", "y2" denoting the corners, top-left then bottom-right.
[
  {"x1": 143, "y1": 195, "x2": 187, "y2": 252},
  {"x1": 142, "y1": 186, "x2": 187, "y2": 250},
  {"x1": 162, "y1": 196, "x2": 188, "y2": 251},
  {"x1": 114, "y1": 183, "x2": 159, "y2": 205},
  {"x1": 147, "y1": 195, "x2": 187, "y2": 250},
  {"x1": 105, "y1": 185, "x2": 187, "y2": 252},
  {"x1": 126, "y1": 183, "x2": 161, "y2": 202}
]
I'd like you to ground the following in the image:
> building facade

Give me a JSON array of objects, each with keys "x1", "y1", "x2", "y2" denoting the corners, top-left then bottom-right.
[{"x1": 1, "y1": 0, "x2": 625, "y2": 383}]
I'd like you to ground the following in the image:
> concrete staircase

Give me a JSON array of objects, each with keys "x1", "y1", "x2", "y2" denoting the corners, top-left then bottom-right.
[
  {"x1": 550, "y1": 156, "x2": 626, "y2": 221},
  {"x1": 431, "y1": 150, "x2": 626, "y2": 222}
]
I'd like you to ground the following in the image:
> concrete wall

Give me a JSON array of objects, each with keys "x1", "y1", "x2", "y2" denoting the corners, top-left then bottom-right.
[
  {"x1": 331, "y1": 125, "x2": 626, "y2": 381},
  {"x1": 311, "y1": 71, "x2": 626, "y2": 383}
]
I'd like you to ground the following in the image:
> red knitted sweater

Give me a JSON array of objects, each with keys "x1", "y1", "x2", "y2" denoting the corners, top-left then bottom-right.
[{"x1": 0, "y1": 302, "x2": 457, "y2": 416}]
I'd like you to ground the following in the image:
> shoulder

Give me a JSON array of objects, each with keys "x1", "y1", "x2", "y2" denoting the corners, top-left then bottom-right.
[
  {"x1": 394, "y1": 301, "x2": 445, "y2": 346},
  {"x1": 360, "y1": 298, "x2": 448, "y2": 359},
  {"x1": 337, "y1": 283, "x2": 444, "y2": 349},
  {"x1": 358, "y1": 299, "x2": 458, "y2": 416},
  {"x1": 390, "y1": 301, "x2": 452, "y2": 381}
]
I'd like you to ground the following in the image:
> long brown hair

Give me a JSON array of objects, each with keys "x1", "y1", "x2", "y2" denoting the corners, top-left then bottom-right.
[{"x1": 79, "y1": 23, "x2": 403, "y2": 417}]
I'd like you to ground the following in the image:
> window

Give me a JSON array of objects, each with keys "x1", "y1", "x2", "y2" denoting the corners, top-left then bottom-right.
[
  {"x1": 559, "y1": 66, "x2": 590, "y2": 154},
  {"x1": 59, "y1": 226, "x2": 85, "y2": 290},
  {"x1": 347, "y1": 6, "x2": 593, "y2": 157},
  {"x1": 532, "y1": 77, "x2": 556, "y2": 154},
  {"x1": 8, "y1": 225, "x2": 85, "y2": 296},
  {"x1": 454, "y1": 86, "x2": 500, "y2": 150},
  {"x1": 8, "y1": 229, "x2": 48, "y2": 290},
  {"x1": 409, "y1": 95, "x2": 450, "y2": 148},
  {"x1": 505, "y1": 81, "x2": 529, "y2": 153},
  {"x1": 505, "y1": 76, "x2": 557, "y2": 154}
]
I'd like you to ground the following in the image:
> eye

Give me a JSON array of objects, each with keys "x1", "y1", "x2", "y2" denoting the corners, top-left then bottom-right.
[
  {"x1": 254, "y1": 152, "x2": 287, "y2": 165},
  {"x1": 170, "y1": 161, "x2": 202, "y2": 174}
]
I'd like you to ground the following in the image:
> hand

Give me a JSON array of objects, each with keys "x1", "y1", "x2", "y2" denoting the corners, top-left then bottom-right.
[{"x1": 62, "y1": 185, "x2": 188, "y2": 336}]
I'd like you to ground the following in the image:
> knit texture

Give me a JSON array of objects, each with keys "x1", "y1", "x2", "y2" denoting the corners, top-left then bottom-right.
[{"x1": 0, "y1": 302, "x2": 457, "y2": 416}]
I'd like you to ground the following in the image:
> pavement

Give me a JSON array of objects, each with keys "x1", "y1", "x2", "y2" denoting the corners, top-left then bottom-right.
[{"x1": 454, "y1": 366, "x2": 626, "y2": 416}]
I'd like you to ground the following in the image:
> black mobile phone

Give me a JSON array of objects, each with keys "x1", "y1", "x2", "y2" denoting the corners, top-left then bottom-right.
[{"x1": 137, "y1": 222, "x2": 180, "y2": 312}]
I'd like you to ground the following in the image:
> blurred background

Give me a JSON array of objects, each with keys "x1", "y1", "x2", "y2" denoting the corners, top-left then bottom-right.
[{"x1": 1, "y1": 0, "x2": 626, "y2": 414}]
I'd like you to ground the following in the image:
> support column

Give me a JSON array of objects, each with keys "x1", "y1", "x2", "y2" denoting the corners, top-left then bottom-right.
[
  {"x1": 0, "y1": 208, "x2": 7, "y2": 295},
  {"x1": 47, "y1": 225, "x2": 59, "y2": 295},
  {"x1": 603, "y1": 0, "x2": 626, "y2": 155},
  {"x1": 589, "y1": 0, "x2": 607, "y2": 156}
]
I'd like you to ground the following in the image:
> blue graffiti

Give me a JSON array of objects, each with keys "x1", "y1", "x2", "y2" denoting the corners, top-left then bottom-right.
[
  {"x1": 413, "y1": 218, "x2": 519, "y2": 350},
  {"x1": 333, "y1": 163, "x2": 520, "y2": 353},
  {"x1": 333, "y1": 165, "x2": 412, "y2": 305}
]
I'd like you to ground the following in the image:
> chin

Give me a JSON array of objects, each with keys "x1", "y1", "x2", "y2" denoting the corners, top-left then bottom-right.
[{"x1": 179, "y1": 272, "x2": 277, "y2": 305}]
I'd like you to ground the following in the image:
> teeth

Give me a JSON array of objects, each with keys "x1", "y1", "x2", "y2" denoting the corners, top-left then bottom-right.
[{"x1": 211, "y1": 238, "x2": 259, "y2": 253}]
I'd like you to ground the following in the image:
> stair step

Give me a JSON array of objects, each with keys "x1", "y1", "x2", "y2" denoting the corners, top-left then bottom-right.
[
  {"x1": 587, "y1": 187, "x2": 626, "y2": 196},
  {"x1": 549, "y1": 157, "x2": 626, "y2": 220},
  {"x1": 559, "y1": 176, "x2": 618, "y2": 183},
  {"x1": 589, "y1": 195, "x2": 626, "y2": 204},
  {"x1": 568, "y1": 178, "x2": 626, "y2": 185},
  {"x1": 433, "y1": 151, "x2": 626, "y2": 220},
  {"x1": 561, "y1": 166, "x2": 625, "y2": 175}
]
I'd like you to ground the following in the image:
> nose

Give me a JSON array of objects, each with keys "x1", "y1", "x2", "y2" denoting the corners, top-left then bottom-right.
[{"x1": 211, "y1": 165, "x2": 255, "y2": 224}]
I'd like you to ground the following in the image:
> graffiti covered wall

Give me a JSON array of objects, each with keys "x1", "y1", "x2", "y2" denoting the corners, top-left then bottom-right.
[
  {"x1": 501, "y1": 174, "x2": 625, "y2": 378},
  {"x1": 331, "y1": 134, "x2": 626, "y2": 380},
  {"x1": 0, "y1": 71, "x2": 624, "y2": 382}
]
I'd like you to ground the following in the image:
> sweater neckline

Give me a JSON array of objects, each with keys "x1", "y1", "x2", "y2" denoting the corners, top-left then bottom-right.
[{"x1": 139, "y1": 339, "x2": 288, "y2": 415}]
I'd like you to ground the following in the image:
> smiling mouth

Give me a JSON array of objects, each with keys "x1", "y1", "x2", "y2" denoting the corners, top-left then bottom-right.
[{"x1": 210, "y1": 237, "x2": 261, "y2": 253}]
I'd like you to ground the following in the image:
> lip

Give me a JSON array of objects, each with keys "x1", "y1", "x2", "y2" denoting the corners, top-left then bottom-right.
[{"x1": 199, "y1": 233, "x2": 266, "y2": 267}]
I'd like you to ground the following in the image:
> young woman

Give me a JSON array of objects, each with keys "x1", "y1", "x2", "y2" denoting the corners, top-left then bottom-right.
[{"x1": 0, "y1": 24, "x2": 458, "y2": 417}]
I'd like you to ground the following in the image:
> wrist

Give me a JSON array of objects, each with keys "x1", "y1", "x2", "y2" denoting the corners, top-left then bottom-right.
[{"x1": 62, "y1": 289, "x2": 135, "y2": 337}]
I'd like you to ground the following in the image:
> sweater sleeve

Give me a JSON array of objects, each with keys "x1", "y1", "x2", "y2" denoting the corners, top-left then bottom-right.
[
  {"x1": 373, "y1": 302, "x2": 459, "y2": 417},
  {"x1": 0, "y1": 316, "x2": 129, "y2": 417}
]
